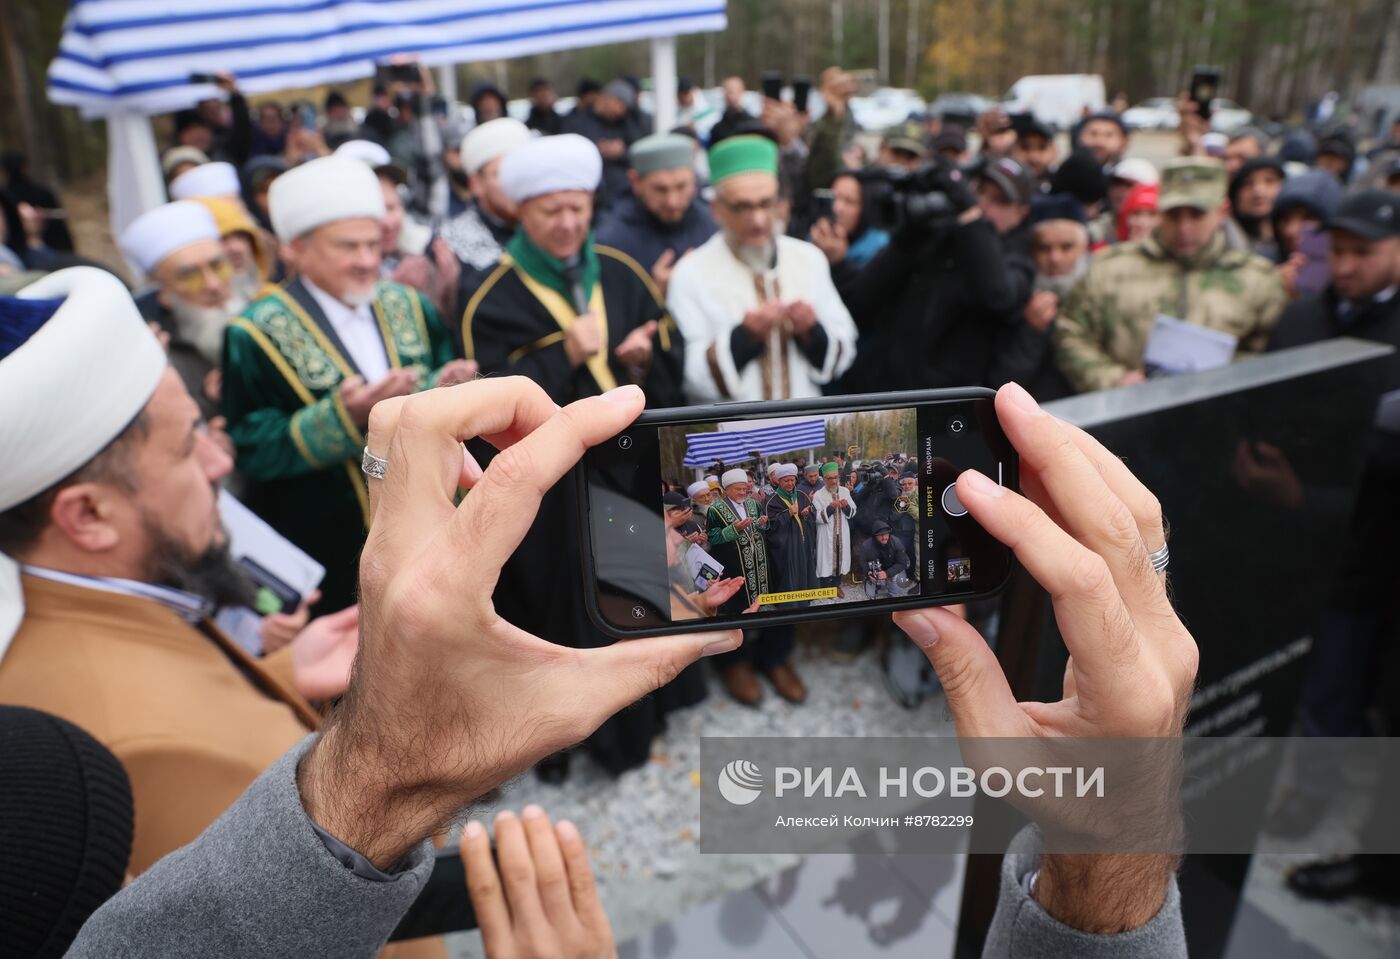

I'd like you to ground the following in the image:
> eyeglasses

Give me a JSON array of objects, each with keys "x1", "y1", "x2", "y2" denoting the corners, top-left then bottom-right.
[
  {"x1": 719, "y1": 196, "x2": 779, "y2": 218},
  {"x1": 169, "y1": 255, "x2": 234, "y2": 295}
]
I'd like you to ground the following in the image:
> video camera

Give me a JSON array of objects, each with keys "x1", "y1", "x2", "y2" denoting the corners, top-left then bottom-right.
[{"x1": 853, "y1": 161, "x2": 962, "y2": 235}]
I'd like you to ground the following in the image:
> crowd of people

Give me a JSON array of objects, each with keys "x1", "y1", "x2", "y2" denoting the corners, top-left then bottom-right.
[{"x1": 2, "y1": 53, "x2": 1399, "y2": 957}]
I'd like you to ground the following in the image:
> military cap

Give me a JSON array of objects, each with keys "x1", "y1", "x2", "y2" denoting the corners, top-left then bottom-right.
[{"x1": 1159, "y1": 158, "x2": 1227, "y2": 212}]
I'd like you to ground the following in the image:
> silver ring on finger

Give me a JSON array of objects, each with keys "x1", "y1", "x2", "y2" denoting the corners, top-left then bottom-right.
[
  {"x1": 361, "y1": 446, "x2": 389, "y2": 480},
  {"x1": 1148, "y1": 542, "x2": 1170, "y2": 574}
]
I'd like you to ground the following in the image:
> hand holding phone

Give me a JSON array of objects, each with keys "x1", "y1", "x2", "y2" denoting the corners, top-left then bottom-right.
[{"x1": 580, "y1": 389, "x2": 1017, "y2": 636}]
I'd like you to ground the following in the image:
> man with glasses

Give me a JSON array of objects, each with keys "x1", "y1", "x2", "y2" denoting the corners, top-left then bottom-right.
[
  {"x1": 668, "y1": 134, "x2": 857, "y2": 404},
  {"x1": 120, "y1": 201, "x2": 247, "y2": 421}
]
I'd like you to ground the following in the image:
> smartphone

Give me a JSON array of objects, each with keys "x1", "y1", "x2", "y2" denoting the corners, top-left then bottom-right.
[
  {"x1": 793, "y1": 76, "x2": 813, "y2": 112},
  {"x1": 811, "y1": 188, "x2": 836, "y2": 223},
  {"x1": 378, "y1": 62, "x2": 420, "y2": 84},
  {"x1": 761, "y1": 70, "x2": 784, "y2": 102},
  {"x1": 1189, "y1": 66, "x2": 1221, "y2": 121},
  {"x1": 1294, "y1": 224, "x2": 1330, "y2": 297},
  {"x1": 188, "y1": 73, "x2": 218, "y2": 85},
  {"x1": 579, "y1": 389, "x2": 1017, "y2": 638}
]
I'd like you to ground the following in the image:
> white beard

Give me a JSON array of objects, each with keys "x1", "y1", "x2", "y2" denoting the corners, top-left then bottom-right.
[
  {"x1": 169, "y1": 292, "x2": 249, "y2": 365},
  {"x1": 1034, "y1": 256, "x2": 1090, "y2": 298},
  {"x1": 338, "y1": 286, "x2": 376, "y2": 308}
]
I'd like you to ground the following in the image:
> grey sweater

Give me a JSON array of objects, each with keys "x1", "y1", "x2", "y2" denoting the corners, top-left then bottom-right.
[{"x1": 68, "y1": 736, "x2": 1186, "y2": 957}]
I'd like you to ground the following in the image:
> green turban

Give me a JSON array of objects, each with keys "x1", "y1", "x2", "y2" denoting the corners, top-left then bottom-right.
[
  {"x1": 708, "y1": 135, "x2": 779, "y2": 185},
  {"x1": 821, "y1": 462, "x2": 840, "y2": 476}
]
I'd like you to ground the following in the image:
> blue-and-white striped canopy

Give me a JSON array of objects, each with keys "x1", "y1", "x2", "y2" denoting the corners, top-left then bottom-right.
[
  {"x1": 49, "y1": 0, "x2": 727, "y2": 118},
  {"x1": 683, "y1": 419, "x2": 827, "y2": 468}
]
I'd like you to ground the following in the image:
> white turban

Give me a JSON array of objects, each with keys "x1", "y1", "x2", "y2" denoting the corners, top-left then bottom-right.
[
  {"x1": 0, "y1": 268, "x2": 167, "y2": 650},
  {"x1": 118, "y1": 201, "x2": 221, "y2": 279},
  {"x1": 498, "y1": 134, "x2": 602, "y2": 205},
  {"x1": 269, "y1": 156, "x2": 385, "y2": 244},
  {"x1": 774, "y1": 464, "x2": 799, "y2": 479},
  {"x1": 334, "y1": 139, "x2": 393, "y2": 168},
  {"x1": 462, "y1": 118, "x2": 532, "y2": 175},
  {"x1": 721, "y1": 468, "x2": 748, "y2": 489},
  {"x1": 168, "y1": 161, "x2": 240, "y2": 200},
  {"x1": 686, "y1": 481, "x2": 710, "y2": 498},
  {"x1": 704, "y1": 474, "x2": 719, "y2": 487}
]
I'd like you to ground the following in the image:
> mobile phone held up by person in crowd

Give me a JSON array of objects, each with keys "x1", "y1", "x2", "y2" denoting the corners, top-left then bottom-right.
[
  {"x1": 761, "y1": 70, "x2": 784, "y2": 102},
  {"x1": 792, "y1": 76, "x2": 813, "y2": 113},
  {"x1": 578, "y1": 389, "x2": 1018, "y2": 638},
  {"x1": 1190, "y1": 65, "x2": 1222, "y2": 121},
  {"x1": 811, "y1": 189, "x2": 836, "y2": 224}
]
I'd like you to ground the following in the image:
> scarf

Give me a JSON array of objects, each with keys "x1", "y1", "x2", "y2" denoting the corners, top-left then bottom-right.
[{"x1": 506, "y1": 229, "x2": 600, "y2": 306}]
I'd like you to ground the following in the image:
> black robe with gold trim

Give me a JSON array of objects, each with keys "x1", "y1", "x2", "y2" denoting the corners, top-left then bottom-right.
[
  {"x1": 460, "y1": 244, "x2": 693, "y2": 776},
  {"x1": 222, "y1": 278, "x2": 455, "y2": 612}
]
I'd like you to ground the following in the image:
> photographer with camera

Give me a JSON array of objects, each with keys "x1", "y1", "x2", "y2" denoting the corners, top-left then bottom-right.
[
  {"x1": 856, "y1": 521, "x2": 912, "y2": 600},
  {"x1": 840, "y1": 157, "x2": 1035, "y2": 393}
]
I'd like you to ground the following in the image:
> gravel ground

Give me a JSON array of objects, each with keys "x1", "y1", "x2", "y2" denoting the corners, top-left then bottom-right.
[{"x1": 445, "y1": 622, "x2": 957, "y2": 957}]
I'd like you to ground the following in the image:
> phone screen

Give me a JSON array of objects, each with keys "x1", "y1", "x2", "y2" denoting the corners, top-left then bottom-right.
[
  {"x1": 581, "y1": 393, "x2": 1016, "y2": 635},
  {"x1": 811, "y1": 189, "x2": 836, "y2": 223}
]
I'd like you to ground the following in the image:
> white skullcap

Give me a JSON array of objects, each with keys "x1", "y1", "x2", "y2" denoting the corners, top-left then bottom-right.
[
  {"x1": 461, "y1": 118, "x2": 532, "y2": 175},
  {"x1": 118, "y1": 201, "x2": 221, "y2": 278},
  {"x1": 1111, "y1": 157, "x2": 1160, "y2": 186},
  {"x1": 767, "y1": 463, "x2": 780, "y2": 475},
  {"x1": 704, "y1": 474, "x2": 719, "y2": 486},
  {"x1": 686, "y1": 481, "x2": 710, "y2": 498},
  {"x1": 498, "y1": 134, "x2": 602, "y2": 205},
  {"x1": 774, "y1": 464, "x2": 799, "y2": 479},
  {"x1": 0, "y1": 267, "x2": 167, "y2": 650},
  {"x1": 168, "y1": 161, "x2": 241, "y2": 200},
  {"x1": 334, "y1": 139, "x2": 393, "y2": 167},
  {"x1": 721, "y1": 468, "x2": 748, "y2": 488},
  {"x1": 269, "y1": 156, "x2": 385, "y2": 243}
]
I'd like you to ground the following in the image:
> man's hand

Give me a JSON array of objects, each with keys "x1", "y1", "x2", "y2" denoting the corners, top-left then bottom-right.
[
  {"x1": 289, "y1": 604, "x2": 359, "y2": 701},
  {"x1": 741, "y1": 300, "x2": 785, "y2": 341},
  {"x1": 1023, "y1": 290, "x2": 1059, "y2": 333},
  {"x1": 894, "y1": 382, "x2": 1198, "y2": 936},
  {"x1": 435, "y1": 359, "x2": 478, "y2": 389},
  {"x1": 463, "y1": 807, "x2": 617, "y2": 959},
  {"x1": 1175, "y1": 93, "x2": 1208, "y2": 156},
  {"x1": 213, "y1": 71, "x2": 239, "y2": 94},
  {"x1": 260, "y1": 589, "x2": 319, "y2": 655},
  {"x1": 1278, "y1": 252, "x2": 1305, "y2": 299},
  {"x1": 613, "y1": 320, "x2": 657, "y2": 370},
  {"x1": 735, "y1": 517, "x2": 753, "y2": 530},
  {"x1": 1117, "y1": 369, "x2": 1147, "y2": 387},
  {"x1": 597, "y1": 139, "x2": 627, "y2": 161},
  {"x1": 340, "y1": 369, "x2": 419, "y2": 427},
  {"x1": 296, "y1": 380, "x2": 740, "y2": 869},
  {"x1": 651, "y1": 249, "x2": 679, "y2": 297},
  {"x1": 565, "y1": 313, "x2": 603, "y2": 368},
  {"x1": 786, "y1": 300, "x2": 818, "y2": 338},
  {"x1": 810, "y1": 217, "x2": 849, "y2": 265}
]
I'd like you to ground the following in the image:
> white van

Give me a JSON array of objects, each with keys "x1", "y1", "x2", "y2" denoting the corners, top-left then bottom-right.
[{"x1": 1003, "y1": 75, "x2": 1107, "y2": 130}]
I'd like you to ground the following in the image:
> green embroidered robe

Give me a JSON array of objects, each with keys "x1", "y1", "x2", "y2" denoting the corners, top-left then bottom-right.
[
  {"x1": 705, "y1": 497, "x2": 771, "y2": 615},
  {"x1": 221, "y1": 279, "x2": 455, "y2": 611}
]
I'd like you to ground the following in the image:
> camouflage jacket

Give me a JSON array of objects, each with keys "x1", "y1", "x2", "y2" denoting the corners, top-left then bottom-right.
[{"x1": 1052, "y1": 231, "x2": 1287, "y2": 393}]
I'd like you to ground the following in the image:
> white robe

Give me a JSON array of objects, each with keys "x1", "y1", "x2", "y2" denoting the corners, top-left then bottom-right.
[
  {"x1": 812, "y1": 485, "x2": 857, "y2": 578},
  {"x1": 667, "y1": 232, "x2": 858, "y2": 403}
]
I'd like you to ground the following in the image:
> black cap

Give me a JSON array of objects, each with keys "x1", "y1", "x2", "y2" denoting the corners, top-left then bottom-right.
[
  {"x1": 976, "y1": 155, "x2": 1036, "y2": 206},
  {"x1": 662, "y1": 491, "x2": 692, "y2": 510},
  {"x1": 1050, "y1": 148, "x2": 1109, "y2": 206},
  {"x1": 577, "y1": 77, "x2": 603, "y2": 97},
  {"x1": 900, "y1": 471, "x2": 916, "y2": 479},
  {"x1": 528, "y1": 77, "x2": 552, "y2": 92},
  {"x1": 1029, "y1": 192, "x2": 1088, "y2": 226},
  {"x1": 1327, "y1": 189, "x2": 1400, "y2": 240},
  {"x1": 872, "y1": 521, "x2": 892, "y2": 534},
  {"x1": 0, "y1": 706, "x2": 133, "y2": 958},
  {"x1": 173, "y1": 109, "x2": 210, "y2": 134},
  {"x1": 679, "y1": 76, "x2": 695, "y2": 93},
  {"x1": 1081, "y1": 111, "x2": 1128, "y2": 136},
  {"x1": 1317, "y1": 136, "x2": 1356, "y2": 164},
  {"x1": 1018, "y1": 115, "x2": 1055, "y2": 142},
  {"x1": 324, "y1": 90, "x2": 349, "y2": 112}
]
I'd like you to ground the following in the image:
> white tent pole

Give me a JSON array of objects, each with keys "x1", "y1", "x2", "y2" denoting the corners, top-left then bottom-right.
[
  {"x1": 106, "y1": 112, "x2": 166, "y2": 275},
  {"x1": 437, "y1": 65, "x2": 459, "y2": 104},
  {"x1": 649, "y1": 35, "x2": 678, "y2": 133}
]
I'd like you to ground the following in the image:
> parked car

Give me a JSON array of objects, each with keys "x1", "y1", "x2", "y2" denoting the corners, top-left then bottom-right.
[
  {"x1": 928, "y1": 92, "x2": 997, "y2": 126},
  {"x1": 1002, "y1": 74, "x2": 1106, "y2": 129},
  {"x1": 1208, "y1": 98, "x2": 1254, "y2": 132},
  {"x1": 1123, "y1": 97, "x2": 1178, "y2": 130},
  {"x1": 851, "y1": 88, "x2": 928, "y2": 131}
]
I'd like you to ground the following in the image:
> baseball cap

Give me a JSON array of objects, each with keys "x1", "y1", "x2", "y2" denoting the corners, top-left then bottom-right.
[
  {"x1": 976, "y1": 156, "x2": 1036, "y2": 206},
  {"x1": 883, "y1": 121, "x2": 928, "y2": 159},
  {"x1": 1017, "y1": 115, "x2": 1056, "y2": 142},
  {"x1": 1326, "y1": 190, "x2": 1400, "y2": 240},
  {"x1": 1110, "y1": 157, "x2": 1160, "y2": 186},
  {"x1": 1158, "y1": 158, "x2": 1227, "y2": 212}
]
